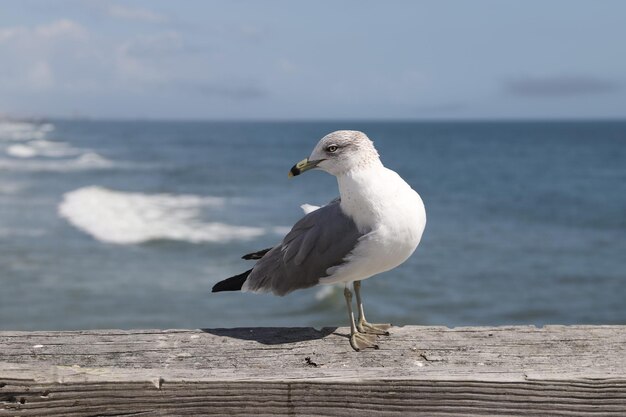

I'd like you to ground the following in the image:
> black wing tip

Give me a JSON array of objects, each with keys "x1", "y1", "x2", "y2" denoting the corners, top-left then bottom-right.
[
  {"x1": 214, "y1": 247, "x2": 272, "y2": 293},
  {"x1": 242, "y1": 247, "x2": 272, "y2": 260},
  {"x1": 212, "y1": 268, "x2": 253, "y2": 293}
]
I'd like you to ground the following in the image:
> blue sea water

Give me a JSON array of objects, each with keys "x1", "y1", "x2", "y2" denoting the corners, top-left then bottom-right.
[{"x1": 1, "y1": 119, "x2": 625, "y2": 330}]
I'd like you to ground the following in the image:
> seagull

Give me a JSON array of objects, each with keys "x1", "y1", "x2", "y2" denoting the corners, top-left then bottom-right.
[{"x1": 212, "y1": 130, "x2": 426, "y2": 351}]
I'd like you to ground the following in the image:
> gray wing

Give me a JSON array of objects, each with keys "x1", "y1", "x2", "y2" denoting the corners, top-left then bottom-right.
[{"x1": 243, "y1": 198, "x2": 365, "y2": 296}]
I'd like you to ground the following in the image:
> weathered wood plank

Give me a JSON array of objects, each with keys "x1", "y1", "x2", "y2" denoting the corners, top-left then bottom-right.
[{"x1": 1, "y1": 325, "x2": 626, "y2": 416}]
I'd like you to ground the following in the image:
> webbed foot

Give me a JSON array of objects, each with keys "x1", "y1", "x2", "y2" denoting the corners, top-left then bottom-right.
[
  {"x1": 350, "y1": 332, "x2": 379, "y2": 351},
  {"x1": 357, "y1": 321, "x2": 392, "y2": 336}
]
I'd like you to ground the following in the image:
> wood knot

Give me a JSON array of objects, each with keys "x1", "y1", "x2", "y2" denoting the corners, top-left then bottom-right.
[{"x1": 2, "y1": 395, "x2": 26, "y2": 404}]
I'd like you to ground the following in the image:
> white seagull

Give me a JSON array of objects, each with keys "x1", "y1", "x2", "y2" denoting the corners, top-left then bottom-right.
[{"x1": 213, "y1": 130, "x2": 426, "y2": 351}]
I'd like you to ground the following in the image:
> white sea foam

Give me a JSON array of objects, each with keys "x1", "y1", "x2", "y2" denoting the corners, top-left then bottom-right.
[
  {"x1": 0, "y1": 152, "x2": 115, "y2": 172},
  {"x1": 74, "y1": 152, "x2": 115, "y2": 168},
  {"x1": 58, "y1": 186, "x2": 266, "y2": 244},
  {"x1": 315, "y1": 285, "x2": 337, "y2": 301},
  {"x1": 0, "y1": 121, "x2": 54, "y2": 141},
  {"x1": 0, "y1": 121, "x2": 116, "y2": 171},
  {"x1": 6, "y1": 140, "x2": 82, "y2": 158},
  {"x1": 5, "y1": 144, "x2": 36, "y2": 158}
]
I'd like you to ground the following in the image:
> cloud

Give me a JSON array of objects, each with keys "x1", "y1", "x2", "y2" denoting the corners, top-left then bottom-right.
[
  {"x1": 504, "y1": 75, "x2": 620, "y2": 97},
  {"x1": 35, "y1": 19, "x2": 88, "y2": 40},
  {"x1": 0, "y1": 19, "x2": 87, "y2": 44},
  {"x1": 106, "y1": 4, "x2": 167, "y2": 23},
  {"x1": 112, "y1": 31, "x2": 266, "y2": 100},
  {"x1": 0, "y1": 27, "x2": 25, "y2": 43},
  {"x1": 0, "y1": 19, "x2": 90, "y2": 91},
  {"x1": 0, "y1": 13, "x2": 265, "y2": 117}
]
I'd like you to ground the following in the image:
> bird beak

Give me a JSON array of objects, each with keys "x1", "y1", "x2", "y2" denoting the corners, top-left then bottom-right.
[{"x1": 289, "y1": 158, "x2": 322, "y2": 178}]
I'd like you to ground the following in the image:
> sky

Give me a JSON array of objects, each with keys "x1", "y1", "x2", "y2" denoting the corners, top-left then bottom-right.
[{"x1": 1, "y1": 0, "x2": 625, "y2": 120}]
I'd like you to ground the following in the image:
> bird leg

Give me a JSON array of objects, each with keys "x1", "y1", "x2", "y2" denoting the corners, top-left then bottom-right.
[
  {"x1": 344, "y1": 285, "x2": 378, "y2": 351},
  {"x1": 353, "y1": 280, "x2": 391, "y2": 336}
]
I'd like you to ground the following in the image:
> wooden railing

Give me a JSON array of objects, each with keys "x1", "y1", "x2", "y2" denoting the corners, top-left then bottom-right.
[{"x1": 1, "y1": 325, "x2": 626, "y2": 416}]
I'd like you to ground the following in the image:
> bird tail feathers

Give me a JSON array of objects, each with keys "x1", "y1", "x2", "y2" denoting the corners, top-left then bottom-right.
[{"x1": 212, "y1": 269, "x2": 252, "y2": 293}]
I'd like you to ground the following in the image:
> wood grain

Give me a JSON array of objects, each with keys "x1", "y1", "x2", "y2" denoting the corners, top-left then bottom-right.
[{"x1": 1, "y1": 325, "x2": 626, "y2": 416}]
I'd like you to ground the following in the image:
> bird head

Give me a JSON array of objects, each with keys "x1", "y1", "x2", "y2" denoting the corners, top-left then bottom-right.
[{"x1": 289, "y1": 130, "x2": 380, "y2": 178}]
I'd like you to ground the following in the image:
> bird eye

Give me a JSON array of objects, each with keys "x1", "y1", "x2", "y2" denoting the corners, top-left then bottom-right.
[{"x1": 326, "y1": 145, "x2": 338, "y2": 153}]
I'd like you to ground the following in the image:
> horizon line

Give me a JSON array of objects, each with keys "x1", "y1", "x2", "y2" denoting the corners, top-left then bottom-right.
[{"x1": 3, "y1": 115, "x2": 626, "y2": 123}]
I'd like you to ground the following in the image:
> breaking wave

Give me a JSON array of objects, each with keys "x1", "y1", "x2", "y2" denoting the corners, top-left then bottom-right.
[
  {"x1": 6, "y1": 140, "x2": 82, "y2": 158},
  {"x1": 0, "y1": 121, "x2": 54, "y2": 141},
  {"x1": 58, "y1": 186, "x2": 266, "y2": 244},
  {"x1": 0, "y1": 121, "x2": 118, "y2": 172},
  {"x1": 0, "y1": 152, "x2": 115, "y2": 172}
]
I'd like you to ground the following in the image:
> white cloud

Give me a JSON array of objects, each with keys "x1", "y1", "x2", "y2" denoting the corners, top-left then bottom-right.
[
  {"x1": 107, "y1": 4, "x2": 167, "y2": 23},
  {"x1": 0, "y1": 19, "x2": 87, "y2": 46},
  {"x1": 0, "y1": 19, "x2": 89, "y2": 92},
  {"x1": 34, "y1": 19, "x2": 88, "y2": 41},
  {"x1": 0, "y1": 27, "x2": 26, "y2": 43},
  {"x1": 0, "y1": 13, "x2": 268, "y2": 117},
  {"x1": 0, "y1": 19, "x2": 87, "y2": 42},
  {"x1": 0, "y1": 19, "x2": 88, "y2": 46}
]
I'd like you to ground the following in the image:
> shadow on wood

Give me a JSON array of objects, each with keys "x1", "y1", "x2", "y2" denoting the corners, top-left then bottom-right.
[{"x1": 202, "y1": 326, "x2": 338, "y2": 344}]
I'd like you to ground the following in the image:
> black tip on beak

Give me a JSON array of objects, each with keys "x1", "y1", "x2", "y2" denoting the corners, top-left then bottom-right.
[
  {"x1": 289, "y1": 165, "x2": 301, "y2": 177},
  {"x1": 288, "y1": 158, "x2": 322, "y2": 178}
]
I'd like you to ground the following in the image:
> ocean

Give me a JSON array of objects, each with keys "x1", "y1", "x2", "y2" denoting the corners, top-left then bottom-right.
[{"x1": 1, "y1": 119, "x2": 625, "y2": 331}]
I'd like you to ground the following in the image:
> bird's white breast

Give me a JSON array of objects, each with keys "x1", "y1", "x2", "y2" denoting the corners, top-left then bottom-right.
[{"x1": 321, "y1": 166, "x2": 426, "y2": 284}]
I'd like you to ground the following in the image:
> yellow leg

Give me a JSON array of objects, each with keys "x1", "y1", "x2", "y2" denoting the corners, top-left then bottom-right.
[
  {"x1": 354, "y1": 280, "x2": 391, "y2": 336},
  {"x1": 344, "y1": 285, "x2": 378, "y2": 351}
]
